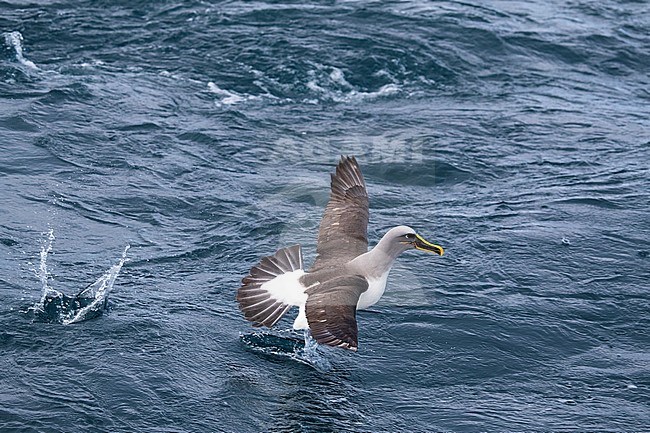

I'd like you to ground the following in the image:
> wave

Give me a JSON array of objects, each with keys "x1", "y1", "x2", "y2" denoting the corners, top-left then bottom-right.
[
  {"x1": 206, "y1": 64, "x2": 401, "y2": 107},
  {"x1": 207, "y1": 81, "x2": 261, "y2": 106},
  {"x1": 305, "y1": 65, "x2": 401, "y2": 103}
]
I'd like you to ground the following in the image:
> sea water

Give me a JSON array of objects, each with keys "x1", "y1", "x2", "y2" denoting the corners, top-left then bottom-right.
[{"x1": 1, "y1": 1, "x2": 648, "y2": 431}]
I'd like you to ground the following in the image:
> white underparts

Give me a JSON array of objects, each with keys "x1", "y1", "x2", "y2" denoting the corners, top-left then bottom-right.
[{"x1": 357, "y1": 270, "x2": 390, "y2": 310}]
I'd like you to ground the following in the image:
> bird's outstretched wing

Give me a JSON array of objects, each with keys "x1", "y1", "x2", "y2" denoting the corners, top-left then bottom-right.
[
  {"x1": 310, "y1": 156, "x2": 369, "y2": 271},
  {"x1": 305, "y1": 275, "x2": 368, "y2": 351}
]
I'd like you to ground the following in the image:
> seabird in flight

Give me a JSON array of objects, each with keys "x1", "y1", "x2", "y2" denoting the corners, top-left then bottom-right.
[{"x1": 236, "y1": 156, "x2": 444, "y2": 351}]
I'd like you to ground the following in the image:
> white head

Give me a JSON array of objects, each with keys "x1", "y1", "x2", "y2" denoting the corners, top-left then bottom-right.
[
  {"x1": 378, "y1": 225, "x2": 444, "y2": 257},
  {"x1": 353, "y1": 225, "x2": 444, "y2": 278}
]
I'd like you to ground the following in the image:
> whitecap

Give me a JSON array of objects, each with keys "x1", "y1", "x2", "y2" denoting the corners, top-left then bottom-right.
[
  {"x1": 313, "y1": 82, "x2": 401, "y2": 103},
  {"x1": 329, "y1": 67, "x2": 351, "y2": 87},
  {"x1": 306, "y1": 79, "x2": 326, "y2": 93},
  {"x1": 78, "y1": 59, "x2": 105, "y2": 68},
  {"x1": 208, "y1": 81, "x2": 258, "y2": 106},
  {"x1": 304, "y1": 65, "x2": 400, "y2": 103}
]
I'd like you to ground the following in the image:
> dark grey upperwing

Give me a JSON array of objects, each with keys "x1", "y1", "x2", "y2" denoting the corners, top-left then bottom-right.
[
  {"x1": 305, "y1": 275, "x2": 368, "y2": 351},
  {"x1": 310, "y1": 156, "x2": 369, "y2": 272}
]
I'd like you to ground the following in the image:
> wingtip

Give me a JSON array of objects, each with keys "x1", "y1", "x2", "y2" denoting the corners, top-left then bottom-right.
[
  {"x1": 331, "y1": 155, "x2": 366, "y2": 193},
  {"x1": 339, "y1": 155, "x2": 358, "y2": 166},
  {"x1": 336, "y1": 338, "x2": 359, "y2": 352}
]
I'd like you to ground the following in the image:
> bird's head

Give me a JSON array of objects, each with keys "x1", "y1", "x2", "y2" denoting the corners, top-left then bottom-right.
[{"x1": 388, "y1": 225, "x2": 444, "y2": 256}]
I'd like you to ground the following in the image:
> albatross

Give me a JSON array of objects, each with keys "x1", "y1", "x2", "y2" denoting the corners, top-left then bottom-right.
[{"x1": 236, "y1": 156, "x2": 444, "y2": 351}]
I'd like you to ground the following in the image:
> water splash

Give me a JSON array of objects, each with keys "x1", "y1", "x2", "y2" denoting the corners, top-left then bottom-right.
[
  {"x1": 31, "y1": 229, "x2": 129, "y2": 324},
  {"x1": 3, "y1": 31, "x2": 39, "y2": 70},
  {"x1": 299, "y1": 329, "x2": 332, "y2": 372},
  {"x1": 36, "y1": 228, "x2": 59, "y2": 302},
  {"x1": 63, "y1": 244, "x2": 130, "y2": 324}
]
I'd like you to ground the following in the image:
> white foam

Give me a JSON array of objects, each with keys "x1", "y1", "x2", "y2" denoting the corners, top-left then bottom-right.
[
  {"x1": 305, "y1": 65, "x2": 399, "y2": 102},
  {"x1": 79, "y1": 59, "x2": 105, "y2": 68},
  {"x1": 312, "y1": 82, "x2": 400, "y2": 103},
  {"x1": 208, "y1": 81, "x2": 259, "y2": 106},
  {"x1": 329, "y1": 67, "x2": 350, "y2": 87},
  {"x1": 306, "y1": 79, "x2": 326, "y2": 93},
  {"x1": 3, "y1": 31, "x2": 39, "y2": 70},
  {"x1": 350, "y1": 84, "x2": 400, "y2": 102},
  {"x1": 304, "y1": 65, "x2": 401, "y2": 103}
]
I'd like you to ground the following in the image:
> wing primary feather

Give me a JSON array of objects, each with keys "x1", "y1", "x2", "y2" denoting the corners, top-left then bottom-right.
[{"x1": 310, "y1": 156, "x2": 370, "y2": 271}]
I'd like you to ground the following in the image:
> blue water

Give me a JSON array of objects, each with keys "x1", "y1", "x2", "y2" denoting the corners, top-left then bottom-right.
[{"x1": 1, "y1": 1, "x2": 649, "y2": 431}]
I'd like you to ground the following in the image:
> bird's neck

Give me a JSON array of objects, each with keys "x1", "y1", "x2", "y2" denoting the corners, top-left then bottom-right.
[{"x1": 349, "y1": 233, "x2": 407, "y2": 279}]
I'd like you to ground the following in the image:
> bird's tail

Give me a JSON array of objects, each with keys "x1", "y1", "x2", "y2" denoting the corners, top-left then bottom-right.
[{"x1": 236, "y1": 245, "x2": 306, "y2": 328}]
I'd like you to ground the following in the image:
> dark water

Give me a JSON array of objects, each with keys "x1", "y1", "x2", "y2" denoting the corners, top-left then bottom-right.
[{"x1": 1, "y1": 1, "x2": 649, "y2": 431}]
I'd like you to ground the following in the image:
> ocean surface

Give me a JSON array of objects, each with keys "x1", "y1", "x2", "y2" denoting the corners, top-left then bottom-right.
[{"x1": 1, "y1": 1, "x2": 649, "y2": 431}]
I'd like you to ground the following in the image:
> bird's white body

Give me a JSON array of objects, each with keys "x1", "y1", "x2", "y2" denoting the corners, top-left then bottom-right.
[{"x1": 357, "y1": 270, "x2": 390, "y2": 310}]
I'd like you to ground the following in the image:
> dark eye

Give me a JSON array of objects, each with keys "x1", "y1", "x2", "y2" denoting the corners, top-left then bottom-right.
[{"x1": 404, "y1": 233, "x2": 415, "y2": 240}]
